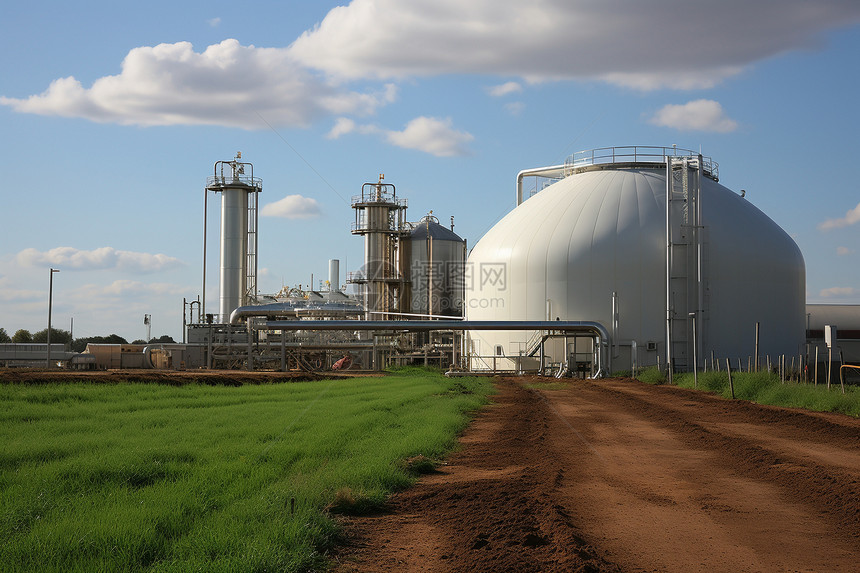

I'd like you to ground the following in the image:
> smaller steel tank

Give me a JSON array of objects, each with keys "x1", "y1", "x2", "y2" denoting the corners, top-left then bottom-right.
[{"x1": 408, "y1": 214, "x2": 466, "y2": 317}]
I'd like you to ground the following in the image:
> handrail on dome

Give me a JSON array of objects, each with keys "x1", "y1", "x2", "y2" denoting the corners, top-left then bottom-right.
[
  {"x1": 565, "y1": 145, "x2": 719, "y2": 180},
  {"x1": 517, "y1": 145, "x2": 719, "y2": 206}
]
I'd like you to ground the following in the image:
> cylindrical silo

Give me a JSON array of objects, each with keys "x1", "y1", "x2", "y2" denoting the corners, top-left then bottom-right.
[
  {"x1": 220, "y1": 187, "x2": 248, "y2": 320},
  {"x1": 466, "y1": 146, "x2": 805, "y2": 373},
  {"x1": 205, "y1": 153, "x2": 262, "y2": 322},
  {"x1": 328, "y1": 259, "x2": 340, "y2": 292},
  {"x1": 409, "y1": 214, "x2": 466, "y2": 317}
]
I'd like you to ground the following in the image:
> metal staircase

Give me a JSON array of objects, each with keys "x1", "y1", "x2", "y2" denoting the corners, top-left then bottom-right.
[
  {"x1": 245, "y1": 189, "x2": 259, "y2": 305},
  {"x1": 666, "y1": 155, "x2": 704, "y2": 374}
]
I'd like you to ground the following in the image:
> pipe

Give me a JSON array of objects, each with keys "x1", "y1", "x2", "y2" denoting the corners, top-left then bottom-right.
[
  {"x1": 262, "y1": 319, "x2": 611, "y2": 375},
  {"x1": 229, "y1": 302, "x2": 302, "y2": 323},
  {"x1": 516, "y1": 165, "x2": 567, "y2": 206},
  {"x1": 142, "y1": 344, "x2": 188, "y2": 369}
]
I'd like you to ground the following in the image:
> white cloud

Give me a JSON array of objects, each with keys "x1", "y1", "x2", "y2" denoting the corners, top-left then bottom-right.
[
  {"x1": 600, "y1": 68, "x2": 744, "y2": 91},
  {"x1": 488, "y1": 82, "x2": 522, "y2": 97},
  {"x1": 261, "y1": 195, "x2": 322, "y2": 219},
  {"x1": 208, "y1": 17, "x2": 221, "y2": 27},
  {"x1": 99, "y1": 280, "x2": 186, "y2": 297},
  {"x1": 837, "y1": 246, "x2": 853, "y2": 256},
  {"x1": 327, "y1": 117, "x2": 357, "y2": 139},
  {"x1": 288, "y1": 0, "x2": 860, "y2": 89},
  {"x1": 326, "y1": 116, "x2": 473, "y2": 156},
  {"x1": 384, "y1": 116, "x2": 473, "y2": 157},
  {"x1": 819, "y1": 202, "x2": 860, "y2": 231},
  {"x1": 820, "y1": 286, "x2": 858, "y2": 298},
  {"x1": 15, "y1": 246, "x2": 184, "y2": 273},
  {"x1": 0, "y1": 40, "x2": 394, "y2": 128},
  {"x1": 649, "y1": 100, "x2": 738, "y2": 133},
  {"x1": 0, "y1": 275, "x2": 41, "y2": 302},
  {"x1": 505, "y1": 102, "x2": 525, "y2": 116}
]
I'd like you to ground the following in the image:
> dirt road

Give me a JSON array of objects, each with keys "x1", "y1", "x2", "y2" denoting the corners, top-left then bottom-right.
[{"x1": 333, "y1": 377, "x2": 860, "y2": 572}]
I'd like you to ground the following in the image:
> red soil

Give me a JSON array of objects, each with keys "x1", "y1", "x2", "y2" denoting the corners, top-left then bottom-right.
[{"x1": 332, "y1": 377, "x2": 860, "y2": 573}]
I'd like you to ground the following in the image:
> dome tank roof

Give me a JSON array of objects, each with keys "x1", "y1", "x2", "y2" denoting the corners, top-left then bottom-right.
[
  {"x1": 466, "y1": 147, "x2": 805, "y2": 365},
  {"x1": 410, "y1": 215, "x2": 464, "y2": 242}
]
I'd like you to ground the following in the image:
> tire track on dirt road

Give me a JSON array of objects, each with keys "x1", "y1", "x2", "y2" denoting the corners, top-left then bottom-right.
[{"x1": 334, "y1": 377, "x2": 860, "y2": 572}]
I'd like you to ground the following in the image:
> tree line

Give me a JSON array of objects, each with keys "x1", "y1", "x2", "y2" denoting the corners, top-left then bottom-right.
[{"x1": 0, "y1": 328, "x2": 175, "y2": 353}]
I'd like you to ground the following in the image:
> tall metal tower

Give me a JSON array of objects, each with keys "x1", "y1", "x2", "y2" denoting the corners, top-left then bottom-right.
[
  {"x1": 349, "y1": 175, "x2": 409, "y2": 319},
  {"x1": 203, "y1": 152, "x2": 262, "y2": 322}
]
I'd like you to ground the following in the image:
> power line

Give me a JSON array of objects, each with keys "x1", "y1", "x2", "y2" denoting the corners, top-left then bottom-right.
[{"x1": 255, "y1": 111, "x2": 349, "y2": 205}]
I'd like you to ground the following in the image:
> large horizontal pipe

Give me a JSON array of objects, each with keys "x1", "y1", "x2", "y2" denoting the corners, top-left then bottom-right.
[
  {"x1": 263, "y1": 319, "x2": 605, "y2": 337},
  {"x1": 263, "y1": 319, "x2": 611, "y2": 376},
  {"x1": 229, "y1": 302, "x2": 364, "y2": 324},
  {"x1": 230, "y1": 302, "x2": 300, "y2": 323}
]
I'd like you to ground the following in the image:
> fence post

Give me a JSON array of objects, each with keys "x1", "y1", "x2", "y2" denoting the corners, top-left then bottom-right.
[
  {"x1": 754, "y1": 322, "x2": 760, "y2": 372},
  {"x1": 726, "y1": 358, "x2": 735, "y2": 399},
  {"x1": 814, "y1": 346, "x2": 819, "y2": 386}
]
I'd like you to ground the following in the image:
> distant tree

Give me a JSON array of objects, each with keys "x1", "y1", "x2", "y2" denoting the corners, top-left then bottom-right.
[
  {"x1": 33, "y1": 328, "x2": 73, "y2": 345},
  {"x1": 0, "y1": 328, "x2": 10, "y2": 343},
  {"x1": 71, "y1": 334, "x2": 130, "y2": 353},
  {"x1": 131, "y1": 339, "x2": 147, "y2": 345},
  {"x1": 149, "y1": 335, "x2": 176, "y2": 344},
  {"x1": 11, "y1": 329, "x2": 32, "y2": 343}
]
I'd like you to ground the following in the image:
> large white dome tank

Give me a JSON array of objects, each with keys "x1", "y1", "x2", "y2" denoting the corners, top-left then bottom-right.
[{"x1": 466, "y1": 146, "x2": 805, "y2": 373}]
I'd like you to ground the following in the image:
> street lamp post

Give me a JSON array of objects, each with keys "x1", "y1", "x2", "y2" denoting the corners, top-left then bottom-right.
[{"x1": 47, "y1": 268, "x2": 60, "y2": 368}]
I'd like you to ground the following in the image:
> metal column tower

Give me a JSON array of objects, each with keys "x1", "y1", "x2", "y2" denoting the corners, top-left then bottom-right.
[
  {"x1": 203, "y1": 152, "x2": 262, "y2": 323},
  {"x1": 665, "y1": 154, "x2": 704, "y2": 375},
  {"x1": 349, "y1": 175, "x2": 408, "y2": 319}
]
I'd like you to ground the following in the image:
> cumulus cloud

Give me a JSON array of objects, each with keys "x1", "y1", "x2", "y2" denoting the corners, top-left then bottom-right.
[
  {"x1": 15, "y1": 246, "x2": 184, "y2": 272},
  {"x1": 837, "y1": 246, "x2": 853, "y2": 256},
  {"x1": 288, "y1": 0, "x2": 860, "y2": 89},
  {"x1": 99, "y1": 280, "x2": 186, "y2": 297},
  {"x1": 819, "y1": 201, "x2": 860, "y2": 231},
  {"x1": 819, "y1": 287, "x2": 858, "y2": 298},
  {"x1": 649, "y1": 100, "x2": 738, "y2": 133},
  {"x1": 0, "y1": 40, "x2": 395, "y2": 128},
  {"x1": 327, "y1": 117, "x2": 357, "y2": 139},
  {"x1": 261, "y1": 195, "x2": 322, "y2": 219},
  {"x1": 384, "y1": 116, "x2": 474, "y2": 157},
  {"x1": 66, "y1": 281, "x2": 188, "y2": 316},
  {"x1": 488, "y1": 82, "x2": 522, "y2": 97},
  {"x1": 326, "y1": 116, "x2": 473, "y2": 156}
]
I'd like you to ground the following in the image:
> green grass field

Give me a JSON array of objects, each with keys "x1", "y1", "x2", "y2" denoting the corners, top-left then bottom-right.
[
  {"x1": 0, "y1": 368, "x2": 493, "y2": 572},
  {"x1": 637, "y1": 366, "x2": 860, "y2": 417}
]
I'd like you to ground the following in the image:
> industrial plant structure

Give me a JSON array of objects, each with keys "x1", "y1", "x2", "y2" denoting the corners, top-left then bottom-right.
[
  {"x1": 185, "y1": 147, "x2": 817, "y2": 375},
  {"x1": 53, "y1": 146, "x2": 858, "y2": 378}
]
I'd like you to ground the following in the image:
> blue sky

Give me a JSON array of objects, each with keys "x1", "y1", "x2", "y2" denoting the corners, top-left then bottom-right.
[{"x1": 2, "y1": 0, "x2": 859, "y2": 342}]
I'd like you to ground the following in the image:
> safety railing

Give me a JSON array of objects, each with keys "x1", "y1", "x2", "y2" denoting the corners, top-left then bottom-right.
[
  {"x1": 206, "y1": 174, "x2": 262, "y2": 189},
  {"x1": 564, "y1": 145, "x2": 718, "y2": 180}
]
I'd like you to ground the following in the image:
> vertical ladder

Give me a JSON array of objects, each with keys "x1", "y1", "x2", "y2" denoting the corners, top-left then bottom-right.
[
  {"x1": 245, "y1": 188, "x2": 259, "y2": 305},
  {"x1": 666, "y1": 156, "x2": 703, "y2": 373}
]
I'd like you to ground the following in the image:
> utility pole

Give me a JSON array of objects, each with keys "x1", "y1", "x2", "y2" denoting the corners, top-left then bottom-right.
[{"x1": 46, "y1": 268, "x2": 60, "y2": 368}]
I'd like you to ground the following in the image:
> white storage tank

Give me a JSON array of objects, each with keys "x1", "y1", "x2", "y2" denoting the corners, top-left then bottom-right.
[{"x1": 466, "y1": 146, "x2": 805, "y2": 373}]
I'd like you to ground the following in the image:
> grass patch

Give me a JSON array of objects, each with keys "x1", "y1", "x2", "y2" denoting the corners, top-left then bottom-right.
[
  {"x1": 635, "y1": 366, "x2": 860, "y2": 417},
  {"x1": 522, "y1": 379, "x2": 572, "y2": 391},
  {"x1": 0, "y1": 372, "x2": 493, "y2": 572}
]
